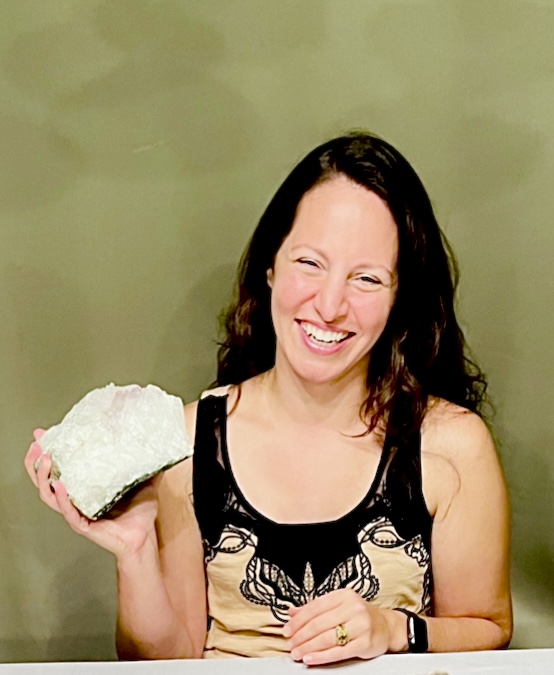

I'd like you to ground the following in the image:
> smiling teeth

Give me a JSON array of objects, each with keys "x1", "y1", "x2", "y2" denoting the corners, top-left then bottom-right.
[{"x1": 301, "y1": 322, "x2": 350, "y2": 344}]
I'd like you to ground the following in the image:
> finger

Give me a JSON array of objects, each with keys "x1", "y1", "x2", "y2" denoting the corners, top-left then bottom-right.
[
  {"x1": 54, "y1": 482, "x2": 148, "y2": 557},
  {"x1": 33, "y1": 428, "x2": 46, "y2": 441},
  {"x1": 53, "y1": 481, "x2": 92, "y2": 535},
  {"x1": 23, "y1": 443, "x2": 43, "y2": 487},
  {"x1": 288, "y1": 607, "x2": 345, "y2": 651},
  {"x1": 35, "y1": 454, "x2": 62, "y2": 513},
  {"x1": 284, "y1": 591, "x2": 344, "y2": 637},
  {"x1": 53, "y1": 481, "x2": 124, "y2": 552},
  {"x1": 301, "y1": 642, "x2": 360, "y2": 666},
  {"x1": 290, "y1": 622, "x2": 355, "y2": 661}
]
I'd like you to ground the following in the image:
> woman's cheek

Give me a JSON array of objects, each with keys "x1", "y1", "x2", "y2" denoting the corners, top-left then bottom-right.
[
  {"x1": 274, "y1": 271, "x2": 318, "y2": 309},
  {"x1": 352, "y1": 292, "x2": 395, "y2": 325}
]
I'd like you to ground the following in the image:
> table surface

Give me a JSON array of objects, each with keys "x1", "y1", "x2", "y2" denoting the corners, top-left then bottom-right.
[{"x1": 1, "y1": 649, "x2": 554, "y2": 674}]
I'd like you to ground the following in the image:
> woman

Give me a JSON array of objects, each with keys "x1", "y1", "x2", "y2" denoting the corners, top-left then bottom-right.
[{"x1": 25, "y1": 131, "x2": 512, "y2": 664}]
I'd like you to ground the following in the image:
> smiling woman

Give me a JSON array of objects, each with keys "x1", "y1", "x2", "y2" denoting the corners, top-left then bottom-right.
[
  {"x1": 25, "y1": 131, "x2": 512, "y2": 664},
  {"x1": 202, "y1": 132, "x2": 511, "y2": 661},
  {"x1": 267, "y1": 177, "x2": 398, "y2": 387}
]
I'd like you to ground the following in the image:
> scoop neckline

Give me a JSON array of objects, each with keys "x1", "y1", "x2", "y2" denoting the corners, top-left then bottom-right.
[{"x1": 218, "y1": 394, "x2": 392, "y2": 528}]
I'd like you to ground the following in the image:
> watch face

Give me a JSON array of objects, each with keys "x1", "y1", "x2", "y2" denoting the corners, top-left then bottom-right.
[
  {"x1": 393, "y1": 608, "x2": 428, "y2": 654},
  {"x1": 408, "y1": 616, "x2": 416, "y2": 644},
  {"x1": 410, "y1": 614, "x2": 429, "y2": 653}
]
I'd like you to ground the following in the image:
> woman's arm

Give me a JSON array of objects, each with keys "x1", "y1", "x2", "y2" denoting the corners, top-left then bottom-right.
[
  {"x1": 116, "y1": 401, "x2": 207, "y2": 659},
  {"x1": 420, "y1": 404, "x2": 512, "y2": 651},
  {"x1": 284, "y1": 404, "x2": 512, "y2": 664},
  {"x1": 24, "y1": 403, "x2": 207, "y2": 661},
  {"x1": 115, "y1": 456, "x2": 207, "y2": 659}
]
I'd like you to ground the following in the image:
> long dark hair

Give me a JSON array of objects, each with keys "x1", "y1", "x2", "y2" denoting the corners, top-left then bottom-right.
[{"x1": 216, "y1": 131, "x2": 488, "y2": 440}]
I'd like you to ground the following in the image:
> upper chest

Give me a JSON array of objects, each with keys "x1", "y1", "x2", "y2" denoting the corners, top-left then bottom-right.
[{"x1": 224, "y1": 411, "x2": 385, "y2": 524}]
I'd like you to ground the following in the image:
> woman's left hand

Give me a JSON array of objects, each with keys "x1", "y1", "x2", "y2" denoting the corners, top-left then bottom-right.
[{"x1": 283, "y1": 589, "x2": 402, "y2": 665}]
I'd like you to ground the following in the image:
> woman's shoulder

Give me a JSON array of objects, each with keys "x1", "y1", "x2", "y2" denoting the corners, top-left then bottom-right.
[
  {"x1": 422, "y1": 397, "x2": 496, "y2": 465},
  {"x1": 419, "y1": 399, "x2": 498, "y2": 518},
  {"x1": 182, "y1": 381, "x2": 247, "y2": 441}
]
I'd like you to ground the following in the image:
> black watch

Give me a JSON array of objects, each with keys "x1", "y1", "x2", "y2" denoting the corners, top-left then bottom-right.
[{"x1": 393, "y1": 608, "x2": 429, "y2": 653}]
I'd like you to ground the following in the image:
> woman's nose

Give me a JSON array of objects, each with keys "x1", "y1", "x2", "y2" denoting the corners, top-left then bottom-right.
[{"x1": 313, "y1": 277, "x2": 348, "y2": 323}]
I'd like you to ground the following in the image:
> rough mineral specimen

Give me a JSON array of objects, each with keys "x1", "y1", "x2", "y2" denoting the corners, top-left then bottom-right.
[{"x1": 38, "y1": 383, "x2": 193, "y2": 519}]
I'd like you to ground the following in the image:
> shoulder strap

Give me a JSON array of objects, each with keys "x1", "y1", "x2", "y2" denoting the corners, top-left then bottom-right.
[
  {"x1": 194, "y1": 394, "x2": 228, "y2": 457},
  {"x1": 192, "y1": 393, "x2": 230, "y2": 544},
  {"x1": 384, "y1": 430, "x2": 432, "y2": 547}
]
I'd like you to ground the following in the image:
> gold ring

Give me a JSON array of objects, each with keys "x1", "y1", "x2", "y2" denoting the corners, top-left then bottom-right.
[{"x1": 336, "y1": 623, "x2": 349, "y2": 646}]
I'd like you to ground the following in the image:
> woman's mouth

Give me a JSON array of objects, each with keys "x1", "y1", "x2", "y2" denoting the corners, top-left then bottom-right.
[{"x1": 298, "y1": 321, "x2": 354, "y2": 346}]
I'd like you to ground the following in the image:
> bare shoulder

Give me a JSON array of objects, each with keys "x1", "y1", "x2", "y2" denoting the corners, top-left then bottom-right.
[
  {"x1": 420, "y1": 399, "x2": 499, "y2": 518},
  {"x1": 422, "y1": 398, "x2": 496, "y2": 466},
  {"x1": 183, "y1": 399, "x2": 199, "y2": 444}
]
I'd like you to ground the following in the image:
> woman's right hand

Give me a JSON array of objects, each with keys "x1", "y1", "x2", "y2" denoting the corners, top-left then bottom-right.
[{"x1": 24, "y1": 429, "x2": 160, "y2": 561}]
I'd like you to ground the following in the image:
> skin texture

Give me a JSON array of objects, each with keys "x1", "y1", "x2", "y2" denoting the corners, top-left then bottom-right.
[{"x1": 24, "y1": 176, "x2": 512, "y2": 663}]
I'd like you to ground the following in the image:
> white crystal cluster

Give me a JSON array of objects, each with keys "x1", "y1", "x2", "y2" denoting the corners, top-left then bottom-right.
[{"x1": 39, "y1": 383, "x2": 193, "y2": 519}]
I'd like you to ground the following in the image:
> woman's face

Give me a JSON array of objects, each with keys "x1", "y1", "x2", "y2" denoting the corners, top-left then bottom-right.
[{"x1": 267, "y1": 175, "x2": 398, "y2": 387}]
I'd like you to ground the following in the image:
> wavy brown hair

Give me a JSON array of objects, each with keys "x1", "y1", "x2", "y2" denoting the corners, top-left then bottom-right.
[{"x1": 216, "y1": 132, "x2": 488, "y2": 441}]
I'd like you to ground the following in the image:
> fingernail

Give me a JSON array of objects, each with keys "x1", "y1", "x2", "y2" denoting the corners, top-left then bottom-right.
[
  {"x1": 282, "y1": 625, "x2": 291, "y2": 637},
  {"x1": 291, "y1": 650, "x2": 300, "y2": 661},
  {"x1": 303, "y1": 654, "x2": 314, "y2": 664},
  {"x1": 34, "y1": 452, "x2": 49, "y2": 471}
]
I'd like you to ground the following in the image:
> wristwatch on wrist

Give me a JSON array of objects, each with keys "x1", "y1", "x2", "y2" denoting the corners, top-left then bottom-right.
[{"x1": 393, "y1": 608, "x2": 429, "y2": 653}]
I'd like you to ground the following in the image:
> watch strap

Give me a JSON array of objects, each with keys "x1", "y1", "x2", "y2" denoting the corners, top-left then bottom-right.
[{"x1": 393, "y1": 608, "x2": 429, "y2": 653}]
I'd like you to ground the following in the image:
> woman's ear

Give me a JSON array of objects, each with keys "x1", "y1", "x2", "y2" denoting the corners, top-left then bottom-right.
[{"x1": 266, "y1": 268, "x2": 274, "y2": 288}]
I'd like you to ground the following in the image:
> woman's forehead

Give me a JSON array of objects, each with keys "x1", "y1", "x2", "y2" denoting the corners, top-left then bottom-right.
[{"x1": 283, "y1": 176, "x2": 398, "y2": 266}]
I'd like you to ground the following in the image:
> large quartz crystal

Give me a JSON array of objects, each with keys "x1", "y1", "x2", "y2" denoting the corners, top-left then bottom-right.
[{"x1": 38, "y1": 383, "x2": 193, "y2": 519}]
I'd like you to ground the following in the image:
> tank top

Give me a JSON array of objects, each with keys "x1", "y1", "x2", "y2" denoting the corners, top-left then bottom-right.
[{"x1": 192, "y1": 393, "x2": 433, "y2": 658}]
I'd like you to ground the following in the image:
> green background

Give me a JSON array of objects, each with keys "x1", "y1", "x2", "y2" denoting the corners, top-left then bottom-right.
[{"x1": 1, "y1": 0, "x2": 553, "y2": 662}]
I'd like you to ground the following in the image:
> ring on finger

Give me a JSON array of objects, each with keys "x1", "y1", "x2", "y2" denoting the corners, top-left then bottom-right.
[{"x1": 335, "y1": 623, "x2": 349, "y2": 647}]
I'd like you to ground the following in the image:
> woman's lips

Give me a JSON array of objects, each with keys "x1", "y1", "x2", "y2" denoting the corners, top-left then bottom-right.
[{"x1": 296, "y1": 320, "x2": 354, "y2": 354}]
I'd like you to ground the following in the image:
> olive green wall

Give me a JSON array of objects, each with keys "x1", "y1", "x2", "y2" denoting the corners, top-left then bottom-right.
[{"x1": 1, "y1": 0, "x2": 553, "y2": 662}]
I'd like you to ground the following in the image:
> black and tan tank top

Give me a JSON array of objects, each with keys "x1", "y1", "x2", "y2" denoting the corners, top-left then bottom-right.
[{"x1": 193, "y1": 393, "x2": 433, "y2": 658}]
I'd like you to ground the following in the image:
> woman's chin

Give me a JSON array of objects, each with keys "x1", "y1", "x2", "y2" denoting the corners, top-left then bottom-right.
[{"x1": 289, "y1": 363, "x2": 363, "y2": 388}]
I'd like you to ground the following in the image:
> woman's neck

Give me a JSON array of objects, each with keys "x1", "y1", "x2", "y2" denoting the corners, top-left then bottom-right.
[{"x1": 261, "y1": 362, "x2": 369, "y2": 434}]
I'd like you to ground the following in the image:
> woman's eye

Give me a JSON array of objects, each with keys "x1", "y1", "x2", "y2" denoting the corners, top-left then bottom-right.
[
  {"x1": 359, "y1": 275, "x2": 380, "y2": 285},
  {"x1": 354, "y1": 275, "x2": 382, "y2": 289},
  {"x1": 297, "y1": 258, "x2": 319, "y2": 268}
]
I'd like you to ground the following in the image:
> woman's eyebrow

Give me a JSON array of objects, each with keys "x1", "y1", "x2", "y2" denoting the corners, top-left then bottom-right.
[
  {"x1": 289, "y1": 244, "x2": 329, "y2": 260},
  {"x1": 353, "y1": 263, "x2": 396, "y2": 277}
]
